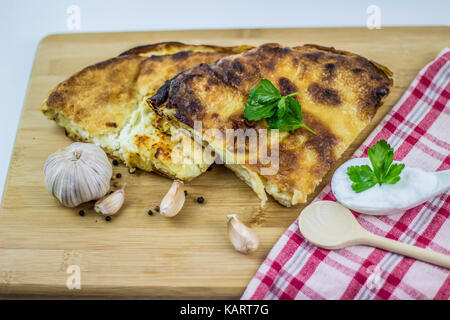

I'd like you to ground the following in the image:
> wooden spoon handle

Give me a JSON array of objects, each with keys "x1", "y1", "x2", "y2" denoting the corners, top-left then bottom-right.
[{"x1": 362, "y1": 233, "x2": 450, "y2": 269}]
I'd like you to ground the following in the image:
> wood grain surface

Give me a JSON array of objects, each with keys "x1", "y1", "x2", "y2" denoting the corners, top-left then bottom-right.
[{"x1": 1, "y1": 27, "x2": 448, "y2": 299}]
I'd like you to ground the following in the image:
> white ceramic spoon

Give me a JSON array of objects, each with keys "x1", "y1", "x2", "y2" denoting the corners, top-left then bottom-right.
[
  {"x1": 331, "y1": 158, "x2": 450, "y2": 215},
  {"x1": 298, "y1": 201, "x2": 450, "y2": 269}
]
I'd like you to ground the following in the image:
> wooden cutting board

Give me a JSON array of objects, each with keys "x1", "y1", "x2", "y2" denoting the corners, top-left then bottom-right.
[{"x1": 1, "y1": 27, "x2": 448, "y2": 299}]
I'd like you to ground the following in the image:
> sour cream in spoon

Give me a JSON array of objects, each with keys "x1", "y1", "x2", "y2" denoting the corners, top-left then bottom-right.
[{"x1": 331, "y1": 158, "x2": 450, "y2": 215}]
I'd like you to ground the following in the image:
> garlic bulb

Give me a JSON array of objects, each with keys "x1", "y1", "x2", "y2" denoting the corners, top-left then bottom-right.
[
  {"x1": 227, "y1": 214, "x2": 259, "y2": 254},
  {"x1": 44, "y1": 142, "x2": 113, "y2": 207},
  {"x1": 94, "y1": 184, "x2": 125, "y2": 215},
  {"x1": 159, "y1": 180, "x2": 185, "y2": 217}
]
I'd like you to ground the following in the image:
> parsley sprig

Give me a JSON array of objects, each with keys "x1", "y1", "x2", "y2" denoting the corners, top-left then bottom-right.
[
  {"x1": 243, "y1": 79, "x2": 316, "y2": 134},
  {"x1": 347, "y1": 140, "x2": 405, "y2": 193}
]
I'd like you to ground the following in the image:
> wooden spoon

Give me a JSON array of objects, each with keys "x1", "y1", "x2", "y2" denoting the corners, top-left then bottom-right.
[{"x1": 298, "y1": 201, "x2": 450, "y2": 269}]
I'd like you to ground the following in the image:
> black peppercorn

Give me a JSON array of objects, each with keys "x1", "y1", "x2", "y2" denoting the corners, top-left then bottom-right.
[
  {"x1": 105, "y1": 216, "x2": 111, "y2": 222},
  {"x1": 78, "y1": 210, "x2": 85, "y2": 216},
  {"x1": 116, "y1": 173, "x2": 122, "y2": 178},
  {"x1": 155, "y1": 206, "x2": 160, "y2": 212},
  {"x1": 184, "y1": 190, "x2": 188, "y2": 196},
  {"x1": 207, "y1": 166, "x2": 212, "y2": 171},
  {"x1": 147, "y1": 210, "x2": 153, "y2": 216},
  {"x1": 112, "y1": 159, "x2": 118, "y2": 166},
  {"x1": 197, "y1": 196, "x2": 205, "y2": 204}
]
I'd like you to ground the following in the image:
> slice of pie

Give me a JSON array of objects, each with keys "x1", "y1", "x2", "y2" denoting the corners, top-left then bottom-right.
[
  {"x1": 41, "y1": 42, "x2": 252, "y2": 180},
  {"x1": 150, "y1": 43, "x2": 393, "y2": 205}
]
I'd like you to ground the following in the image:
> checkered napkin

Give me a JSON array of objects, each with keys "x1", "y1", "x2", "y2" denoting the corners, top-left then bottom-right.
[{"x1": 242, "y1": 48, "x2": 450, "y2": 300}]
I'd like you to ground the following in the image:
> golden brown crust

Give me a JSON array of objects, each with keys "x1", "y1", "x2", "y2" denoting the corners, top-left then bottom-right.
[
  {"x1": 119, "y1": 42, "x2": 252, "y2": 57},
  {"x1": 41, "y1": 42, "x2": 254, "y2": 181},
  {"x1": 151, "y1": 43, "x2": 393, "y2": 205},
  {"x1": 43, "y1": 54, "x2": 145, "y2": 136},
  {"x1": 136, "y1": 51, "x2": 232, "y2": 96},
  {"x1": 42, "y1": 42, "x2": 254, "y2": 137}
]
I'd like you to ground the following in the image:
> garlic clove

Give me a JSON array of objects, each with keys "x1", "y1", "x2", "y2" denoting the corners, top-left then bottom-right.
[
  {"x1": 94, "y1": 184, "x2": 126, "y2": 215},
  {"x1": 159, "y1": 180, "x2": 185, "y2": 217},
  {"x1": 44, "y1": 142, "x2": 113, "y2": 207},
  {"x1": 227, "y1": 214, "x2": 259, "y2": 254}
]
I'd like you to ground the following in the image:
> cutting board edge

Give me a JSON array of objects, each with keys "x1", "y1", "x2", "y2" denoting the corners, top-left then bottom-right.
[
  {"x1": 0, "y1": 39, "x2": 48, "y2": 208},
  {"x1": 37, "y1": 25, "x2": 449, "y2": 41}
]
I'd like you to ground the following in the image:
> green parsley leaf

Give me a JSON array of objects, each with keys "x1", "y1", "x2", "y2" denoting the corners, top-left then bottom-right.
[
  {"x1": 244, "y1": 79, "x2": 316, "y2": 134},
  {"x1": 382, "y1": 163, "x2": 405, "y2": 184},
  {"x1": 248, "y1": 78, "x2": 281, "y2": 105},
  {"x1": 346, "y1": 139, "x2": 405, "y2": 193},
  {"x1": 276, "y1": 97, "x2": 286, "y2": 118},
  {"x1": 367, "y1": 139, "x2": 394, "y2": 184},
  {"x1": 347, "y1": 165, "x2": 377, "y2": 193},
  {"x1": 267, "y1": 97, "x2": 317, "y2": 134},
  {"x1": 286, "y1": 97, "x2": 316, "y2": 135},
  {"x1": 243, "y1": 100, "x2": 278, "y2": 121}
]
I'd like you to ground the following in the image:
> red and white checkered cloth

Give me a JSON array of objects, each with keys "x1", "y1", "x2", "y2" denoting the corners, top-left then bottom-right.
[{"x1": 242, "y1": 48, "x2": 450, "y2": 300}]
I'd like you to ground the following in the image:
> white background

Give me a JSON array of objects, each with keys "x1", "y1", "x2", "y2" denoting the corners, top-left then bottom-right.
[{"x1": 0, "y1": 0, "x2": 449, "y2": 198}]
